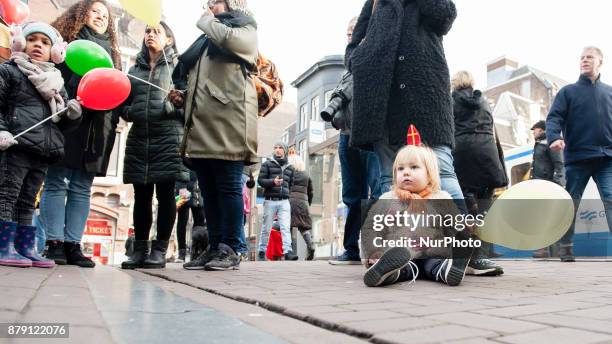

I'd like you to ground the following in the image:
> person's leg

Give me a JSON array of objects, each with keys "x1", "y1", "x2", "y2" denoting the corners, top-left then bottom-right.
[
  {"x1": 33, "y1": 211, "x2": 46, "y2": 253},
  {"x1": 132, "y1": 184, "x2": 155, "y2": 241},
  {"x1": 142, "y1": 182, "x2": 175, "y2": 268},
  {"x1": 278, "y1": 200, "x2": 292, "y2": 254},
  {"x1": 337, "y1": 134, "x2": 368, "y2": 260},
  {"x1": 363, "y1": 149, "x2": 382, "y2": 200},
  {"x1": 593, "y1": 157, "x2": 612, "y2": 234},
  {"x1": 192, "y1": 159, "x2": 221, "y2": 250},
  {"x1": 560, "y1": 161, "x2": 592, "y2": 246},
  {"x1": 64, "y1": 169, "x2": 96, "y2": 243},
  {"x1": 373, "y1": 141, "x2": 401, "y2": 195},
  {"x1": 13, "y1": 163, "x2": 46, "y2": 226},
  {"x1": 153, "y1": 181, "x2": 177, "y2": 241},
  {"x1": 214, "y1": 160, "x2": 244, "y2": 252},
  {"x1": 202, "y1": 159, "x2": 242, "y2": 270},
  {"x1": 176, "y1": 206, "x2": 189, "y2": 251},
  {"x1": 431, "y1": 145, "x2": 467, "y2": 213},
  {"x1": 39, "y1": 166, "x2": 69, "y2": 242},
  {"x1": 0, "y1": 151, "x2": 28, "y2": 223},
  {"x1": 191, "y1": 206, "x2": 206, "y2": 227},
  {"x1": 258, "y1": 201, "x2": 274, "y2": 254}
]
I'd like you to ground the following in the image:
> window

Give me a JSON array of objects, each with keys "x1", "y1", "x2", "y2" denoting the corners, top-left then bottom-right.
[
  {"x1": 299, "y1": 104, "x2": 308, "y2": 131},
  {"x1": 310, "y1": 97, "x2": 320, "y2": 121},
  {"x1": 298, "y1": 139, "x2": 307, "y2": 157},
  {"x1": 520, "y1": 80, "x2": 531, "y2": 98},
  {"x1": 281, "y1": 131, "x2": 289, "y2": 144},
  {"x1": 324, "y1": 90, "x2": 334, "y2": 107}
]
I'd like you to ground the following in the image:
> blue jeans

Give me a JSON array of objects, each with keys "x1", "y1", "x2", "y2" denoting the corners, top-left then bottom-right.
[
  {"x1": 33, "y1": 211, "x2": 46, "y2": 253},
  {"x1": 339, "y1": 134, "x2": 381, "y2": 256},
  {"x1": 40, "y1": 167, "x2": 95, "y2": 243},
  {"x1": 373, "y1": 143, "x2": 466, "y2": 210},
  {"x1": 258, "y1": 200, "x2": 292, "y2": 254},
  {"x1": 561, "y1": 157, "x2": 612, "y2": 245},
  {"x1": 191, "y1": 159, "x2": 244, "y2": 253}
]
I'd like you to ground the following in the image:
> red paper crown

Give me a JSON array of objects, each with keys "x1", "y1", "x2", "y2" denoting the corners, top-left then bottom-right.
[{"x1": 406, "y1": 124, "x2": 421, "y2": 146}]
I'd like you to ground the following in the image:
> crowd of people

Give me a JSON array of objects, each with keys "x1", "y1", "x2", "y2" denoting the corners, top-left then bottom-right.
[{"x1": 0, "y1": 0, "x2": 611, "y2": 289}]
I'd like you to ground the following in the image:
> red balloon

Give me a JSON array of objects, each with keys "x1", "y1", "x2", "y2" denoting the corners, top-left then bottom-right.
[
  {"x1": 77, "y1": 68, "x2": 131, "y2": 111},
  {"x1": 0, "y1": 0, "x2": 30, "y2": 25}
]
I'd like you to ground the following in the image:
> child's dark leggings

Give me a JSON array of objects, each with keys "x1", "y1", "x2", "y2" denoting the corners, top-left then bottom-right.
[
  {"x1": 396, "y1": 258, "x2": 446, "y2": 283},
  {"x1": 0, "y1": 150, "x2": 46, "y2": 225}
]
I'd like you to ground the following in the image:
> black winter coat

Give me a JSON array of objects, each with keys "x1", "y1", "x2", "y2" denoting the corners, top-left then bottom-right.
[
  {"x1": 531, "y1": 133, "x2": 565, "y2": 186},
  {"x1": 0, "y1": 62, "x2": 80, "y2": 163},
  {"x1": 258, "y1": 156, "x2": 294, "y2": 199},
  {"x1": 547, "y1": 74, "x2": 612, "y2": 164},
  {"x1": 55, "y1": 28, "x2": 119, "y2": 176},
  {"x1": 289, "y1": 170, "x2": 313, "y2": 230},
  {"x1": 347, "y1": 0, "x2": 457, "y2": 148},
  {"x1": 121, "y1": 47, "x2": 189, "y2": 185},
  {"x1": 452, "y1": 88, "x2": 508, "y2": 192}
]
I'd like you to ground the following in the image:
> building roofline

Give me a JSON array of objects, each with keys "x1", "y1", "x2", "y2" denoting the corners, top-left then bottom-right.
[
  {"x1": 485, "y1": 72, "x2": 533, "y2": 92},
  {"x1": 309, "y1": 133, "x2": 340, "y2": 155},
  {"x1": 291, "y1": 55, "x2": 345, "y2": 87}
]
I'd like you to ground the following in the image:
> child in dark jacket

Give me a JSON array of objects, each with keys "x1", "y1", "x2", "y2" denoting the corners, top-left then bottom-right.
[{"x1": 0, "y1": 22, "x2": 82, "y2": 268}]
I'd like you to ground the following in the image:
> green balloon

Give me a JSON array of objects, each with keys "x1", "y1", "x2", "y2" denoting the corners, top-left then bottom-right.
[{"x1": 65, "y1": 40, "x2": 113, "y2": 76}]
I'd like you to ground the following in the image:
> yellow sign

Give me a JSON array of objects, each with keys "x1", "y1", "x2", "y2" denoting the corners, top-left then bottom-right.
[{"x1": 0, "y1": 23, "x2": 9, "y2": 48}]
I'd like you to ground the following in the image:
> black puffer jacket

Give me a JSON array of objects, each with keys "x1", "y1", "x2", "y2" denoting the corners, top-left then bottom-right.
[
  {"x1": 121, "y1": 47, "x2": 189, "y2": 185},
  {"x1": 347, "y1": 0, "x2": 457, "y2": 148},
  {"x1": 55, "y1": 27, "x2": 119, "y2": 176},
  {"x1": 453, "y1": 88, "x2": 508, "y2": 192},
  {"x1": 0, "y1": 62, "x2": 80, "y2": 163},
  {"x1": 258, "y1": 156, "x2": 294, "y2": 199},
  {"x1": 531, "y1": 133, "x2": 565, "y2": 186}
]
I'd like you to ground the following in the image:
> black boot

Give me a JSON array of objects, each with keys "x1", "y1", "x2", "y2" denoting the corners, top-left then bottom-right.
[
  {"x1": 44, "y1": 240, "x2": 67, "y2": 265},
  {"x1": 284, "y1": 251, "x2": 299, "y2": 261},
  {"x1": 64, "y1": 242, "x2": 95, "y2": 268},
  {"x1": 143, "y1": 240, "x2": 168, "y2": 269},
  {"x1": 176, "y1": 249, "x2": 186, "y2": 263},
  {"x1": 121, "y1": 240, "x2": 149, "y2": 269},
  {"x1": 302, "y1": 230, "x2": 315, "y2": 261}
]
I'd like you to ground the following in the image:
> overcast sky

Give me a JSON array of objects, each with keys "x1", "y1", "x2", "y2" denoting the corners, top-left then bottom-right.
[{"x1": 159, "y1": 0, "x2": 612, "y2": 102}]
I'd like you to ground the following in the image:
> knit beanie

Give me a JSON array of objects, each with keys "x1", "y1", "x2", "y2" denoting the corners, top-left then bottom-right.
[{"x1": 22, "y1": 22, "x2": 61, "y2": 45}]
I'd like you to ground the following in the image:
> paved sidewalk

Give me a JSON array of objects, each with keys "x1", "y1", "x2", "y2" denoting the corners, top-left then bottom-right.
[
  {"x1": 140, "y1": 261, "x2": 612, "y2": 344},
  {"x1": 1, "y1": 261, "x2": 612, "y2": 343}
]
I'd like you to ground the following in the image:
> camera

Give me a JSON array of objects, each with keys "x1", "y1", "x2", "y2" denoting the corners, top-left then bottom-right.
[{"x1": 320, "y1": 92, "x2": 347, "y2": 130}]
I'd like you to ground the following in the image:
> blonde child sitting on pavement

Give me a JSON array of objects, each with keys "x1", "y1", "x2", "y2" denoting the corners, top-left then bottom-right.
[{"x1": 361, "y1": 144, "x2": 475, "y2": 288}]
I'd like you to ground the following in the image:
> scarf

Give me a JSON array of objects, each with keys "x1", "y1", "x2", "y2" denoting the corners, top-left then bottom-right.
[
  {"x1": 77, "y1": 26, "x2": 115, "y2": 66},
  {"x1": 393, "y1": 185, "x2": 432, "y2": 201},
  {"x1": 273, "y1": 154, "x2": 288, "y2": 167},
  {"x1": 11, "y1": 52, "x2": 65, "y2": 114},
  {"x1": 173, "y1": 10, "x2": 257, "y2": 88}
]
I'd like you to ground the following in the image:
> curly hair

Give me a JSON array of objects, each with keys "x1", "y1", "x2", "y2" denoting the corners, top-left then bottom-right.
[{"x1": 51, "y1": 0, "x2": 121, "y2": 69}]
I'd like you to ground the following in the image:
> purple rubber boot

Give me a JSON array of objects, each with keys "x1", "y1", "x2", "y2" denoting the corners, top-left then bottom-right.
[
  {"x1": 0, "y1": 221, "x2": 32, "y2": 268},
  {"x1": 15, "y1": 225, "x2": 55, "y2": 268}
]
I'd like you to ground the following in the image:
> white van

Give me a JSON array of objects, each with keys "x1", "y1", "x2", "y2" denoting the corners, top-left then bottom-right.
[{"x1": 499, "y1": 146, "x2": 611, "y2": 258}]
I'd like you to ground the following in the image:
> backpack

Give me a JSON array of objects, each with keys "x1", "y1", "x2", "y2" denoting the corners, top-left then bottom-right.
[{"x1": 254, "y1": 53, "x2": 283, "y2": 117}]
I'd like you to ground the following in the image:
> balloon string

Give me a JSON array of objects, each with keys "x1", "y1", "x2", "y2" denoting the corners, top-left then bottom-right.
[
  {"x1": 14, "y1": 108, "x2": 68, "y2": 139},
  {"x1": 126, "y1": 73, "x2": 170, "y2": 93}
]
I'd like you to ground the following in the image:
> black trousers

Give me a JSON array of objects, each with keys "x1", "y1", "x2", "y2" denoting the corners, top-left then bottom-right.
[
  {"x1": 133, "y1": 181, "x2": 176, "y2": 241},
  {"x1": 0, "y1": 150, "x2": 46, "y2": 225},
  {"x1": 176, "y1": 205, "x2": 206, "y2": 250}
]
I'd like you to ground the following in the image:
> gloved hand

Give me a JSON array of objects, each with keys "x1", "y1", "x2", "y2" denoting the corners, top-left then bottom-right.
[
  {"x1": 0, "y1": 131, "x2": 18, "y2": 151},
  {"x1": 66, "y1": 99, "x2": 82, "y2": 120}
]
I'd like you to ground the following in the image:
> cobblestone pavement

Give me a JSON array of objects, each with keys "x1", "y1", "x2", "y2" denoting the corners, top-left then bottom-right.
[{"x1": 1, "y1": 260, "x2": 612, "y2": 343}]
